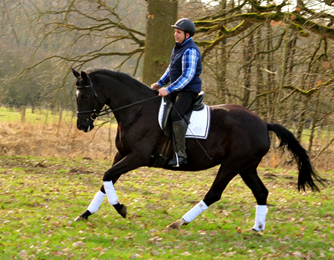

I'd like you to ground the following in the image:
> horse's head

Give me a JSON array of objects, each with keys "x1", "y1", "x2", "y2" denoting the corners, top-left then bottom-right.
[{"x1": 72, "y1": 68, "x2": 105, "y2": 132}]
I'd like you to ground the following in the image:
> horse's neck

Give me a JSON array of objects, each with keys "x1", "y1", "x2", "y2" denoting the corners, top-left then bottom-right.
[
  {"x1": 107, "y1": 84, "x2": 153, "y2": 107},
  {"x1": 105, "y1": 79, "x2": 157, "y2": 124}
]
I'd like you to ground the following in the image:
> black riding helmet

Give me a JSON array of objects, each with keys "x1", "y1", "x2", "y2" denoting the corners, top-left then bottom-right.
[{"x1": 171, "y1": 18, "x2": 196, "y2": 37}]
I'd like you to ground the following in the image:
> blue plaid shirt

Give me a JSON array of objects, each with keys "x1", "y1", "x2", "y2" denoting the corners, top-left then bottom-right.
[{"x1": 157, "y1": 38, "x2": 200, "y2": 94}]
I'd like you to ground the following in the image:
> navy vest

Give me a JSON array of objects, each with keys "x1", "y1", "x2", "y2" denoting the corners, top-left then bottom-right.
[{"x1": 169, "y1": 39, "x2": 202, "y2": 93}]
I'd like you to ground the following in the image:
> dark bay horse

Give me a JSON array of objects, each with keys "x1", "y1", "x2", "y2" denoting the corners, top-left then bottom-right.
[{"x1": 71, "y1": 68, "x2": 323, "y2": 231}]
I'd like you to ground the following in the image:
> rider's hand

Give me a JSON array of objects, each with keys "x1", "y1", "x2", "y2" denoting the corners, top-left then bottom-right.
[
  {"x1": 158, "y1": 88, "x2": 169, "y2": 97},
  {"x1": 151, "y1": 82, "x2": 160, "y2": 90}
]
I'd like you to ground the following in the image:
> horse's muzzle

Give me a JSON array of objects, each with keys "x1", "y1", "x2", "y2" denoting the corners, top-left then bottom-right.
[{"x1": 77, "y1": 119, "x2": 94, "y2": 132}]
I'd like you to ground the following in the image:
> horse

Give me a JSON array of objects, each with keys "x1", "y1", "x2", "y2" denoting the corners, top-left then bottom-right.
[{"x1": 71, "y1": 67, "x2": 323, "y2": 232}]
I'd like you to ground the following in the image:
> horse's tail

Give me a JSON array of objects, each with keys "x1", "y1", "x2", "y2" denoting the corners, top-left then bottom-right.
[{"x1": 267, "y1": 123, "x2": 324, "y2": 192}]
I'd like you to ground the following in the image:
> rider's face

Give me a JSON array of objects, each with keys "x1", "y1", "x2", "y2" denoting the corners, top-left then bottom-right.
[{"x1": 174, "y1": 29, "x2": 189, "y2": 44}]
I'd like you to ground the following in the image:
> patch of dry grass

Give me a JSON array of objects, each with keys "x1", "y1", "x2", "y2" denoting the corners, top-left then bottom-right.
[
  {"x1": 0, "y1": 114, "x2": 333, "y2": 171},
  {"x1": 0, "y1": 121, "x2": 117, "y2": 159}
]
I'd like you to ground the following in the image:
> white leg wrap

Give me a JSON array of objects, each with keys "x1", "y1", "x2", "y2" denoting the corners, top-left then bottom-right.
[
  {"x1": 103, "y1": 181, "x2": 119, "y2": 205},
  {"x1": 252, "y1": 205, "x2": 268, "y2": 231},
  {"x1": 182, "y1": 200, "x2": 208, "y2": 223},
  {"x1": 87, "y1": 190, "x2": 106, "y2": 214}
]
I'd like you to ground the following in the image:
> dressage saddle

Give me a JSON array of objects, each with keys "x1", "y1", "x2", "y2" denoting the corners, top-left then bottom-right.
[{"x1": 161, "y1": 91, "x2": 205, "y2": 139}]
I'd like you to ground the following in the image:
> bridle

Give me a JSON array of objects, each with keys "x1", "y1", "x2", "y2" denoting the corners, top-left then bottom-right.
[
  {"x1": 76, "y1": 74, "x2": 111, "y2": 123},
  {"x1": 76, "y1": 74, "x2": 211, "y2": 159},
  {"x1": 76, "y1": 74, "x2": 159, "y2": 123}
]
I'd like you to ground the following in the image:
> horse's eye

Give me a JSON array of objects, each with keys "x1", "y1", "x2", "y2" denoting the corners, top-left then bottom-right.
[{"x1": 76, "y1": 91, "x2": 89, "y2": 100}]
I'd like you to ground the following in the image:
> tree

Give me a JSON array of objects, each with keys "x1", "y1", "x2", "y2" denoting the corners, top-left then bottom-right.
[
  {"x1": 2, "y1": 0, "x2": 178, "y2": 109},
  {"x1": 142, "y1": 0, "x2": 178, "y2": 85},
  {"x1": 193, "y1": 0, "x2": 334, "y2": 157}
]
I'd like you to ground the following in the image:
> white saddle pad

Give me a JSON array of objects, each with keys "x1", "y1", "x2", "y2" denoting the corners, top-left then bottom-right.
[{"x1": 158, "y1": 98, "x2": 211, "y2": 139}]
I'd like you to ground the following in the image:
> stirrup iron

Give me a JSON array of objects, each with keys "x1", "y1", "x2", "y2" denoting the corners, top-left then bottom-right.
[{"x1": 175, "y1": 152, "x2": 179, "y2": 167}]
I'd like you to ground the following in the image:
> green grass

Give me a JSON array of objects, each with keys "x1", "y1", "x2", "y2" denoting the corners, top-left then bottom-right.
[
  {"x1": 0, "y1": 155, "x2": 333, "y2": 259},
  {"x1": 0, "y1": 107, "x2": 115, "y2": 129},
  {"x1": 0, "y1": 107, "x2": 75, "y2": 125}
]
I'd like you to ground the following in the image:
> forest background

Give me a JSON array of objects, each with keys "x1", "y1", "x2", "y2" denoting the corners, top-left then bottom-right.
[
  {"x1": 2, "y1": 1, "x2": 334, "y2": 259},
  {"x1": 1, "y1": 0, "x2": 334, "y2": 170}
]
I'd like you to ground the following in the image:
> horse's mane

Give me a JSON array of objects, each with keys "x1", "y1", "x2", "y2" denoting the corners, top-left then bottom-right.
[{"x1": 85, "y1": 67, "x2": 154, "y2": 93}]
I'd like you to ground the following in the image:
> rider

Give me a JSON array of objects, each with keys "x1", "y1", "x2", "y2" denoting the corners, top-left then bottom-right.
[{"x1": 151, "y1": 18, "x2": 202, "y2": 166}]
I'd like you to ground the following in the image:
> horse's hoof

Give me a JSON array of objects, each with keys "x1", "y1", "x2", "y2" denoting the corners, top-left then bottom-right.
[
  {"x1": 165, "y1": 219, "x2": 186, "y2": 231},
  {"x1": 74, "y1": 210, "x2": 91, "y2": 222},
  {"x1": 243, "y1": 228, "x2": 264, "y2": 236},
  {"x1": 118, "y1": 204, "x2": 127, "y2": 218},
  {"x1": 74, "y1": 215, "x2": 87, "y2": 222}
]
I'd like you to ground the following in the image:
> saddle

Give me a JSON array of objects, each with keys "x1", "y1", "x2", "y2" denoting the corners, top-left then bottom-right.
[
  {"x1": 161, "y1": 91, "x2": 205, "y2": 139},
  {"x1": 151, "y1": 92, "x2": 207, "y2": 168}
]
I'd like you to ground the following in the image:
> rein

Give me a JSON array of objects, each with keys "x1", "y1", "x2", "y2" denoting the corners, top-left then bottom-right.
[
  {"x1": 77, "y1": 74, "x2": 212, "y2": 161},
  {"x1": 77, "y1": 74, "x2": 160, "y2": 122},
  {"x1": 107, "y1": 95, "x2": 160, "y2": 113}
]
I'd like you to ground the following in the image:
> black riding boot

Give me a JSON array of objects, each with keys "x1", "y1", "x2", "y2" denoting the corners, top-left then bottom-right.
[{"x1": 168, "y1": 120, "x2": 188, "y2": 167}]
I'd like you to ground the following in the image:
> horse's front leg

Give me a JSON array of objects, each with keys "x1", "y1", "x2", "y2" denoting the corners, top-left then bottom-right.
[
  {"x1": 74, "y1": 180, "x2": 125, "y2": 221},
  {"x1": 74, "y1": 152, "x2": 126, "y2": 221},
  {"x1": 103, "y1": 174, "x2": 127, "y2": 218},
  {"x1": 74, "y1": 184, "x2": 107, "y2": 221},
  {"x1": 102, "y1": 153, "x2": 145, "y2": 218}
]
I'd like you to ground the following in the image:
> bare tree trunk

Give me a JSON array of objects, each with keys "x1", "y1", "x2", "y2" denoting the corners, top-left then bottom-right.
[
  {"x1": 286, "y1": 31, "x2": 298, "y2": 86},
  {"x1": 255, "y1": 28, "x2": 265, "y2": 116},
  {"x1": 58, "y1": 109, "x2": 63, "y2": 126},
  {"x1": 296, "y1": 97, "x2": 308, "y2": 142},
  {"x1": 142, "y1": 0, "x2": 178, "y2": 85},
  {"x1": 274, "y1": 29, "x2": 289, "y2": 123},
  {"x1": 217, "y1": 0, "x2": 228, "y2": 104},
  {"x1": 308, "y1": 91, "x2": 320, "y2": 152},
  {"x1": 265, "y1": 23, "x2": 275, "y2": 122},
  {"x1": 21, "y1": 106, "x2": 26, "y2": 123},
  {"x1": 296, "y1": 63, "x2": 319, "y2": 142},
  {"x1": 242, "y1": 33, "x2": 253, "y2": 107},
  {"x1": 283, "y1": 31, "x2": 298, "y2": 126}
]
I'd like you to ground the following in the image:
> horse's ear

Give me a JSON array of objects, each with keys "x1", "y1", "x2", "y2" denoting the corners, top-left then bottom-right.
[
  {"x1": 80, "y1": 71, "x2": 89, "y2": 84},
  {"x1": 71, "y1": 68, "x2": 80, "y2": 78}
]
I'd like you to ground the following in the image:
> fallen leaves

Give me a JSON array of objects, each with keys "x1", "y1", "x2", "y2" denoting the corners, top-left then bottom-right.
[
  {"x1": 1, "y1": 156, "x2": 334, "y2": 259},
  {"x1": 19, "y1": 250, "x2": 28, "y2": 259},
  {"x1": 148, "y1": 236, "x2": 162, "y2": 244},
  {"x1": 72, "y1": 241, "x2": 86, "y2": 248}
]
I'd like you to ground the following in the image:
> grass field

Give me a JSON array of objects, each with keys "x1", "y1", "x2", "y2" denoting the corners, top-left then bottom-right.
[
  {"x1": 0, "y1": 107, "x2": 75, "y2": 125},
  {"x1": 0, "y1": 108, "x2": 334, "y2": 259},
  {"x1": 0, "y1": 155, "x2": 333, "y2": 259}
]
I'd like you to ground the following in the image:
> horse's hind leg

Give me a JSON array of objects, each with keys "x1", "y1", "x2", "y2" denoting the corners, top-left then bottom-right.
[
  {"x1": 239, "y1": 167, "x2": 269, "y2": 232},
  {"x1": 167, "y1": 164, "x2": 237, "y2": 229}
]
